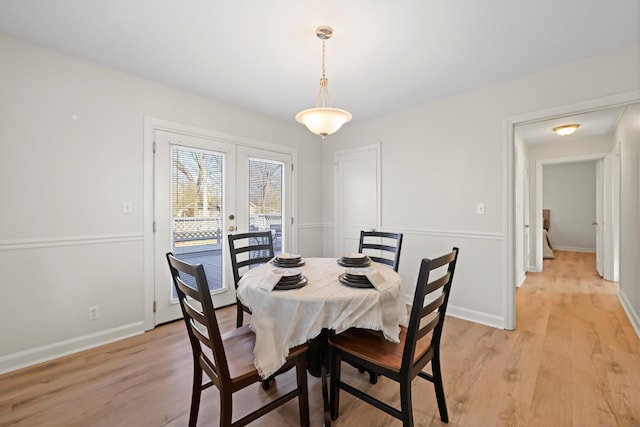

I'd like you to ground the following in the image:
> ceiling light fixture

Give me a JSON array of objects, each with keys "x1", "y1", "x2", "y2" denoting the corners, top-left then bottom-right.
[
  {"x1": 295, "y1": 26, "x2": 352, "y2": 139},
  {"x1": 553, "y1": 124, "x2": 580, "y2": 136}
]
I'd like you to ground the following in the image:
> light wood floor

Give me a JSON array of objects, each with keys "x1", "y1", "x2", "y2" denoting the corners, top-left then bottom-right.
[{"x1": 1, "y1": 251, "x2": 638, "y2": 426}]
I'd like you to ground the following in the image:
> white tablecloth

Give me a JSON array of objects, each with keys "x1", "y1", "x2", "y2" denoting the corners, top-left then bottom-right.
[{"x1": 237, "y1": 257, "x2": 408, "y2": 378}]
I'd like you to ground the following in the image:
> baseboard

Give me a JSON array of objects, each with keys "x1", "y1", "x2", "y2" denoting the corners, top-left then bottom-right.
[
  {"x1": 516, "y1": 272, "x2": 527, "y2": 287},
  {"x1": 403, "y1": 294, "x2": 504, "y2": 330},
  {"x1": 619, "y1": 290, "x2": 640, "y2": 339},
  {"x1": 446, "y1": 304, "x2": 505, "y2": 329},
  {"x1": 0, "y1": 322, "x2": 144, "y2": 375},
  {"x1": 552, "y1": 246, "x2": 596, "y2": 253}
]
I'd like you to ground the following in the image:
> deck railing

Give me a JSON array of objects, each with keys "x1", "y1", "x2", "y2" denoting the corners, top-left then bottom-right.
[{"x1": 172, "y1": 215, "x2": 282, "y2": 252}]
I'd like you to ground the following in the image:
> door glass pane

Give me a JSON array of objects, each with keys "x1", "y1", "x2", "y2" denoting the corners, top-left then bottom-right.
[
  {"x1": 171, "y1": 146, "x2": 224, "y2": 297},
  {"x1": 248, "y1": 158, "x2": 284, "y2": 253}
]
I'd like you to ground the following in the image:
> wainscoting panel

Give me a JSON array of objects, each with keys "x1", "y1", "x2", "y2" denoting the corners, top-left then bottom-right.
[
  {"x1": 0, "y1": 234, "x2": 145, "y2": 374},
  {"x1": 324, "y1": 224, "x2": 507, "y2": 329}
]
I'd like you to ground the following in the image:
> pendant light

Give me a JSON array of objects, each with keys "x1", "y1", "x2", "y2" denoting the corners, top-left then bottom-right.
[{"x1": 295, "y1": 26, "x2": 352, "y2": 139}]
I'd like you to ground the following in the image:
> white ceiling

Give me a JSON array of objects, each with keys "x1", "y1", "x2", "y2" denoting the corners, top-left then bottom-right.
[
  {"x1": 516, "y1": 106, "x2": 629, "y2": 145},
  {"x1": 0, "y1": 0, "x2": 638, "y2": 127}
]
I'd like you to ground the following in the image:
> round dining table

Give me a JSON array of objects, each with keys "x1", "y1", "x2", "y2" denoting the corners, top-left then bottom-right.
[{"x1": 236, "y1": 256, "x2": 408, "y2": 379}]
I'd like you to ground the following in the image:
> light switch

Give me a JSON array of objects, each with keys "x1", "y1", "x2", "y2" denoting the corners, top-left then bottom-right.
[
  {"x1": 476, "y1": 202, "x2": 485, "y2": 215},
  {"x1": 122, "y1": 200, "x2": 133, "y2": 214}
]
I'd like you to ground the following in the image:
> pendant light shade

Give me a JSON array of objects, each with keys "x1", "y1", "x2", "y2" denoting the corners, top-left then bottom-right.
[
  {"x1": 295, "y1": 107, "x2": 352, "y2": 137},
  {"x1": 296, "y1": 26, "x2": 352, "y2": 139}
]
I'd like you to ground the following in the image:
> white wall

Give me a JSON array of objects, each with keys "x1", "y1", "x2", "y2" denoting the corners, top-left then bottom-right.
[
  {"x1": 617, "y1": 103, "x2": 640, "y2": 337},
  {"x1": 321, "y1": 45, "x2": 640, "y2": 329},
  {"x1": 543, "y1": 161, "x2": 597, "y2": 251},
  {"x1": 0, "y1": 35, "x2": 323, "y2": 373}
]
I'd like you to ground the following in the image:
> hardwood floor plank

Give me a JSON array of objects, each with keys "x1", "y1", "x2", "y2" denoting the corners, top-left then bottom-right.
[{"x1": 1, "y1": 251, "x2": 638, "y2": 426}]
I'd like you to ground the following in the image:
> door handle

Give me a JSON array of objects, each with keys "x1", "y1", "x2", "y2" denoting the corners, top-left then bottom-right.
[
  {"x1": 228, "y1": 226, "x2": 236, "y2": 231},
  {"x1": 592, "y1": 222, "x2": 598, "y2": 226}
]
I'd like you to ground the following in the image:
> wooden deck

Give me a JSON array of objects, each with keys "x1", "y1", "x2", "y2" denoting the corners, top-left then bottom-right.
[
  {"x1": 172, "y1": 246, "x2": 224, "y2": 291},
  {"x1": 171, "y1": 237, "x2": 283, "y2": 292}
]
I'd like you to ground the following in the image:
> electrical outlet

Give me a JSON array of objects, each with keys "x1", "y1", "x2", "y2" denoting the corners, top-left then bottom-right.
[{"x1": 88, "y1": 305, "x2": 100, "y2": 321}]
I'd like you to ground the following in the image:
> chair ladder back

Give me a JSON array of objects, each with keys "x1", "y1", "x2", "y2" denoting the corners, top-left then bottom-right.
[
  {"x1": 358, "y1": 230, "x2": 404, "y2": 272},
  {"x1": 166, "y1": 253, "x2": 231, "y2": 383},
  {"x1": 228, "y1": 231, "x2": 275, "y2": 287},
  {"x1": 402, "y1": 248, "x2": 459, "y2": 371}
]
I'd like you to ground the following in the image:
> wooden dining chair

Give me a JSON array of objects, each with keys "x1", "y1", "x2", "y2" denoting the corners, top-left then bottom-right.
[
  {"x1": 228, "y1": 231, "x2": 275, "y2": 328},
  {"x1": 329, "y1": 247, "x2": 459, "y2": 426},
  {"x1": 359, "y1": 230, "x2": 404, "y2": 271},
  {"x1": 166, "y1": 253, "x2": 309, "y2": 427}
]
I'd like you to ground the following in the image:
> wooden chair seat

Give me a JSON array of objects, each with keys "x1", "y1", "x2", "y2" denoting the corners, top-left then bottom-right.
[
  {"x1": 329, "y1": 327, "x2": 431, "y2": 373},
  {"x1": 222, "y1": 326, "x2": 309, "y2": 385}
]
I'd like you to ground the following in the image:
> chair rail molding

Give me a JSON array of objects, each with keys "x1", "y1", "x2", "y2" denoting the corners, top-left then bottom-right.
[{"x1": 0, "y1": 233, "x2": 144, "y2": 251}]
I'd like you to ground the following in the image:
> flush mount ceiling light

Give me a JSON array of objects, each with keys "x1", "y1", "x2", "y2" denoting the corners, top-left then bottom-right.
[
  {"x1": 295, "y1": 26, "x2": 352, "y2": 139},
  {"x1": 553, "y1": 124, "x2": 580, "y2": 136}
]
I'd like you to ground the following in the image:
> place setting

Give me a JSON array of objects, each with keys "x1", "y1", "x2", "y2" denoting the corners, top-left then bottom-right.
[
  {"x1": 338, "y1": 267, "x2": 390, "y2": 291},
  {"x1": 337, "y1": 252, "x2": 371, "y2": 268},
  {"x1": 257, "y1": 268, "x2": 308, "y2": 291},
  {"x1": 272, "y1": 253, "x2": 305, "y2": 268}
]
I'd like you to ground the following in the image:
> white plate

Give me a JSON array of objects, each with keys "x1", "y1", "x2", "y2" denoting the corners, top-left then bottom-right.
[
  {"x1": 277, "y1": 253, "x2": 301, "y2": 259},
  {"x1": 345, "y1": 267, "x2": 374, "y2": 276},
  {"x1": 272, "y1": 268, "x2": 301, "y2": 276},
  {"x1": 343, "y1": 252, "x2": 366, "y2": 259}
]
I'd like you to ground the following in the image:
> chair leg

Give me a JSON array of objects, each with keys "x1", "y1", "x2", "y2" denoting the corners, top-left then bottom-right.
[
  {"x1": 236, "y1": 302, "x2": 243, "y2": 328},
  {"x1": 189, "y1": 364, "x2": 202, "y2": 427},
  {"x1": 321, "y1": 351, "x2": 331, "y2": 427},
  {"x1": 330, "y1": 352, "x2": 342, "y2": 421},
  {"x1": 219, "y1": 390, "x2": 233, "y2": 427},
  {"x1": 296, "y1": 354, "x2": 310, "y2": 427},
  {"x1": 399, "y1": 379, "x2": 414, "y2": 427},
  {"x1": 431, "y1": 356, "x2": 449, "y2": 423},
  {"x1": 356, "y1": 366, "x2": 378, "y2": 384}
]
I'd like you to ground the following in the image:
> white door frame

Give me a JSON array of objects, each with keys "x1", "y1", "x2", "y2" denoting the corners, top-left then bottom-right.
[
  {"x1": 143, "y1": 117, "x2": 298, "y2": 331},
  {"x1": 504, "y1": 90, "x2": 639, "y2": 330}
]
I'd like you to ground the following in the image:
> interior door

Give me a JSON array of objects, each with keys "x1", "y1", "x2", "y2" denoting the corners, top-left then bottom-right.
[
  {"x1": 334, "y1": 144, "x2": 380, "y2": 256},
  {"x1": 153, "y1": 130, "x2": 237, "y2": 324}
]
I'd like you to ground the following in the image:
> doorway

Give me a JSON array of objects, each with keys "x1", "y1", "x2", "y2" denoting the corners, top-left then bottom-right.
[
  {"x1": 504, "y1": 91, "x2": 638, "y2": 330},
  {"x1": 144, "y1": 119, "x2": 294, "y2": 327}
]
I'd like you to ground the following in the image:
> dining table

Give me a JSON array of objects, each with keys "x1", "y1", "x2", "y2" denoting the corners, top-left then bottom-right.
[{"x1": 236, "y1": 255, "x2": 408, "y2": 425}]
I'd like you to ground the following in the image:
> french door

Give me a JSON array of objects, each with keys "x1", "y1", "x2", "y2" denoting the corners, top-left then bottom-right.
[{"x1": 153, "y1": 129, "x2": 293, "y2": 325}]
